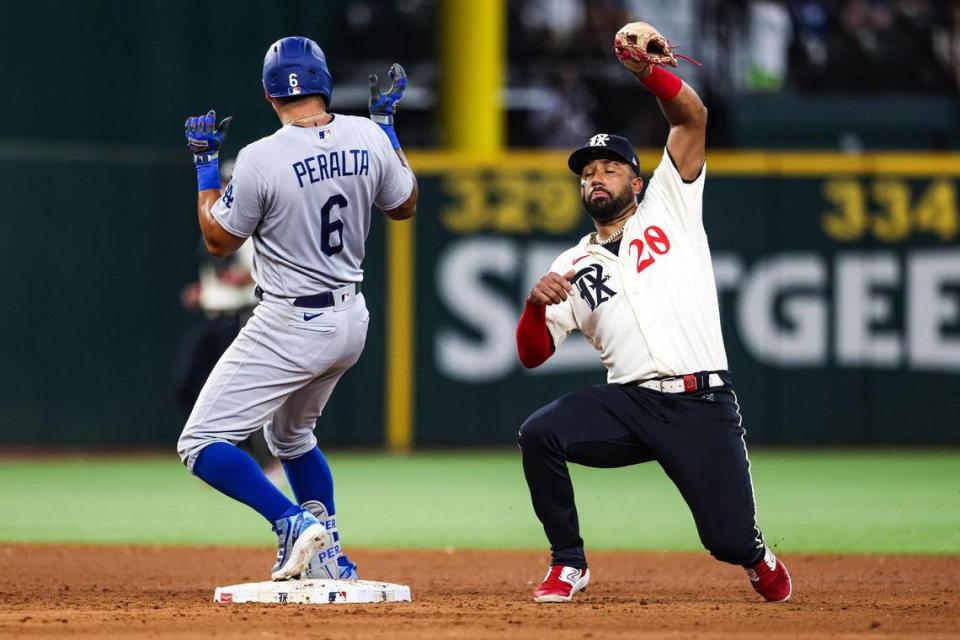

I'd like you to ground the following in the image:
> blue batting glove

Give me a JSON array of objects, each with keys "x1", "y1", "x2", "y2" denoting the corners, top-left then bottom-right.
[
  {"x1": 184, "y1": 110, "x2": 232, "y2": 191},
  {"x1": 368, "y1": 63, "x2": 406, "y2": 149}
]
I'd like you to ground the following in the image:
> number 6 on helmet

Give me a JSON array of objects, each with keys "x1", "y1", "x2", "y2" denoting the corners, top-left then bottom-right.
[{"x1": 262, "y1": 36, "x2": 333, "y2": 105}]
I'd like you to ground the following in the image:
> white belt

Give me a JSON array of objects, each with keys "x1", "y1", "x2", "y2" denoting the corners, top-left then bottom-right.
[{"x1": 638, "y1": 373, "x2": 724, "y2": 394}]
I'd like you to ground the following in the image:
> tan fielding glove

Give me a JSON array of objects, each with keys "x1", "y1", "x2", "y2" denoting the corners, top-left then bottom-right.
[{"x1": 613, "y1": 22, "x2": 679, "y2": 75}]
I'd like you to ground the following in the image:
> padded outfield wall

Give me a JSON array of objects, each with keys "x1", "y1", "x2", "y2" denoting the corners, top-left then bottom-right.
[
  {"x1": 0, "y1": 149, "x2": 957, "y2": 447},
  {"x1": 402, "y1": 151, "x2": 960, "y2": 447}
]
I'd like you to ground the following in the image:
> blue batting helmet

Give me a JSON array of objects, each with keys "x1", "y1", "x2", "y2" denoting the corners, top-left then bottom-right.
[{"x1": 262, "y1": 36, "x2": 333, "y2": 105}]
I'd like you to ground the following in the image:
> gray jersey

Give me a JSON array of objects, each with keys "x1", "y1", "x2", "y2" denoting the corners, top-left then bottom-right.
[{"x1": 211, "y1": 114, "x2": 414, "y2": 296}]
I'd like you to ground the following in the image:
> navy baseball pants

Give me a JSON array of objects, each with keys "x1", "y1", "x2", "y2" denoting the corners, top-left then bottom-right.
[{"x1": 518, "y1": 373, "x2": 766, "y2": 569}]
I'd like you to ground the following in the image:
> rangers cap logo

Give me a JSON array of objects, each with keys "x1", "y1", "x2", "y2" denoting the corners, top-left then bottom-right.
[{"x1": 568, "y1": 133, "x2": 640, "y2": 175}]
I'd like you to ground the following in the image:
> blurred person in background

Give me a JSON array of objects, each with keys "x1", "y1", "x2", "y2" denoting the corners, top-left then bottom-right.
[
  {"x1": 944, "y1": 0, "x2": 960, "y2": 88},
  {"x1": 172, "y1": 159, "x2": 279, "y2": 482},
  {"x1": 811, "y1": 0, "x2": 949, "y2": 90},
  {"x1": 517, "y1": 0, "x2": 586, "y2": 51},
  {"x1": 786, "y1": 0, "x2": 830, "y2": 88},
  {"x1": 527, "y1": 63, "x2": 599, "y2": 147},
  {"x1": 746, "y1": 0, "x2": 793, "y2": 91},
  {"x1": 513, "y1": 0, "x2": 632, "y2": 58},
  {"x1": 508, "y1": 0, "x2": 959, "y2": 148}
]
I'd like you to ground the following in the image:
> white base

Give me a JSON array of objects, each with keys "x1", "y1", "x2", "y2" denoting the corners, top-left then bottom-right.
[{"x1": 214, "y1": 579, "x2": 411, "y2": 605}]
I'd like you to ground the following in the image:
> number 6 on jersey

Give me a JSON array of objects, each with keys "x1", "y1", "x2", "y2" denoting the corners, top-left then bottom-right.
[{"x1": 320, "y1": 194, "x2": 346, "y2": 256}]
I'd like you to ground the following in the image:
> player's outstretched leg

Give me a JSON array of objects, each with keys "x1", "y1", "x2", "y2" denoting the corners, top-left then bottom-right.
[
  {"x1": 518, "y1": 385, "x2": 654, "y2": 603},
  {"x1": 646, "y1": 386, "x2": 792, "y2": 602}
]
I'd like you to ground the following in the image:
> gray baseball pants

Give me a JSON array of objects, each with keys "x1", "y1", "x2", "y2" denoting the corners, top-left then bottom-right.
[{"x1": 177, "y1": 293, "x2": 369, "y2": 470}]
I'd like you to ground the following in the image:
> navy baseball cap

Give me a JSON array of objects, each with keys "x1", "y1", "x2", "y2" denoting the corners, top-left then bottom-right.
[{"x1": 567, "y1": 133, "x2": 640, "y2": 175}]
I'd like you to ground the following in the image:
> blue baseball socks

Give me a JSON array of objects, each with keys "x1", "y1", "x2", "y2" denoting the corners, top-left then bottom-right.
[
  {"x1": 192, "y1": 441, "x2": 299, "y2": 523},
  {"x1": 282, "y1": 446, "x2": 336, "y2": 515}
]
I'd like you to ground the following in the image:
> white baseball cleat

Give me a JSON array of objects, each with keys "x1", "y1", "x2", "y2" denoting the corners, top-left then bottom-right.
[
  {"x1": 299, "y1": 500, "x2": 360, "y2": 580},
  {"x1": 270, "y1": 509, "x2": 332, "y2": 581},
  {"x1": 532, "y1": 565, "x2": 591, "y2": 603}
]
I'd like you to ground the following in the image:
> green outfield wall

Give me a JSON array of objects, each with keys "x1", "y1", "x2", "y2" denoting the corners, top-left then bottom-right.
[
  {"x1": 403, "y1": 151, "x2": 960, "y2": 447},
  {"x1": 1, "y1": 149, "x2": 958, "y2": 447}
]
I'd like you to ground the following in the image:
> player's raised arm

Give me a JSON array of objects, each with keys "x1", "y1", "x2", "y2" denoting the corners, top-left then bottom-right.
[
  {"x1": 369, "y1": 63, "x2": 418, "y2": 220},
  {"x1": 184, "y1": 110, "x2": 245, "y2": 257},
  {"x1": 614, "y1": 22, "x2": 707, "y2": 181}
]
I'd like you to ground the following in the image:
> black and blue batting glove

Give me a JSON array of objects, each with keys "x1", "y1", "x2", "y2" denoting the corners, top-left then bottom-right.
[
  {"x1": 184, "y1": 110, "x2": 232, "y2": 191},
  {"x1": 368, "y1": 63, "x2": 406, "y2": 149}
]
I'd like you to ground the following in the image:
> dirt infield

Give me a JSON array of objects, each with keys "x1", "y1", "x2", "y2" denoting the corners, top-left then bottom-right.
[{"x1": 1, "y1": 544, "x2": 957, "y2": 639}]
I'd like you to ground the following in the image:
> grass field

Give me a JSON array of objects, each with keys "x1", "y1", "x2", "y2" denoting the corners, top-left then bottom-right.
[{"x1": 0, "y1": 449, "x2": 957, "y2": 554}]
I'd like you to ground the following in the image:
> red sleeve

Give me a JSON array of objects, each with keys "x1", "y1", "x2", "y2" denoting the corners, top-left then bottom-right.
[{"x1": 516, "y1": 302, "x2": 555, "y2": 368}]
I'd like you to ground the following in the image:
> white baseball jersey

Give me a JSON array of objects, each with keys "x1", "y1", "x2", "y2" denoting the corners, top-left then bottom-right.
[
  {"x1": 211, "y1": 114, "x2": 415, "y2": 296},
  {"x1": 545, "y1": 148, "x2": 728, "y2": 383},
  {"x1": 198, "y1": 241, "x2": 257, "y2": 314}
]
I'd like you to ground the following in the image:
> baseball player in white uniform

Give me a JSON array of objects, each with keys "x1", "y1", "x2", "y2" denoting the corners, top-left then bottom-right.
[
  {"x1": 515, "y1": 22, "x2": 792, "y2": 603},
  {"x1": 178, "y1": 36, "x2": 416, "y2": 581}
]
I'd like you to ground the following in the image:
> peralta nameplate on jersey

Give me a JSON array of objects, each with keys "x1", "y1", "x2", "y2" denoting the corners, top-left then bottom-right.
[{"x1": 214, "y1": 579, "x2": 412, "y2": 605}]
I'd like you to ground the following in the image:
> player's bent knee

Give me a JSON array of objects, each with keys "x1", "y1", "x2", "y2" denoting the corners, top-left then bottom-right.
[
  {"x1": 176, "y1": 429, "x2": 197, "y2": 467},
  {"x1": 176, "y1": 426, "x2": 225, "y2": 471},
  {"x1": 264, "y1": 430, "x2": 317, "y2": 462},
  {"x1": 518, "y1": 411, "x2": 558, "y2": 453}
]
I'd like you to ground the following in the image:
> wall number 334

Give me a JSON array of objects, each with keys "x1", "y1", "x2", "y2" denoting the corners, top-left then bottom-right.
[{"x1": 822, "y1": 178, "x2": 957, "y2": 242}]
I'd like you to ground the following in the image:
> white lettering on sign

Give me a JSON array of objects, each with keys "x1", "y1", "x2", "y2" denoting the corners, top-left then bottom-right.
[
  {"x1": 432, "y1": 238, "x2": 960, "y2": 381},
  {"x1": 435, "y1": 239, "x2": 599, "y2": 382},
  {"x1": 435, "y1": 239, "x2": 518, "y2": 382},
  {"x1": 835, "y1": 253, "x2": 901, "y2": 367},
  {"x1": 908, "y1": 249, "x2": 960, "y2": 371},
  {"x1": 738, "y1": 254, "x2": 828, "y2": 366}
]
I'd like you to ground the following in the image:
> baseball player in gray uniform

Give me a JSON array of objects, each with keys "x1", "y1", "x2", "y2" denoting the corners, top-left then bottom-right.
[{"x1": 178, "y1": 36, "x2": 417, "y2": 581}]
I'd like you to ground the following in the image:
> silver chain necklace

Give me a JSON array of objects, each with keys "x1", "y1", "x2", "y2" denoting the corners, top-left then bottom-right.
[
  {"x1": 285, "y1": 111, "x2": 328, "y2": 127},
  {"x1": 592, "y1": 224, "x2": 626, "y2": 245}
]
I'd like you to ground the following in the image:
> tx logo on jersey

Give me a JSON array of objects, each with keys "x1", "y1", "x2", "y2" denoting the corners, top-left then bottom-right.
[{"x1": 572, "y1": 264, "x2": 616, "y2": 311}]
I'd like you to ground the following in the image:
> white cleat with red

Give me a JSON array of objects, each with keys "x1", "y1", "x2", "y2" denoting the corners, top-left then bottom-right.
[
  {"x1": 745, "y1": 547, "x2": 793, "y2": 603},
  {"x1": 532, "y1": 565, "x2": 591, "y2": 603}
]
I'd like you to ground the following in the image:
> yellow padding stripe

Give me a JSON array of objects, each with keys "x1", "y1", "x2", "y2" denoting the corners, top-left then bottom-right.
[
  {"x1": 406, "y1": 150, "x2": 960, "y2": 177},
  {"x1": 385, "y1": 218, "x2": 414, "y2": 454}
]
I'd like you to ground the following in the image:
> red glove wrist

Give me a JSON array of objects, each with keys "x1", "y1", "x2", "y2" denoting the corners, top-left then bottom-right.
[{"x1": 640, "y1": 66, "x2": 682, "y2": 102}]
